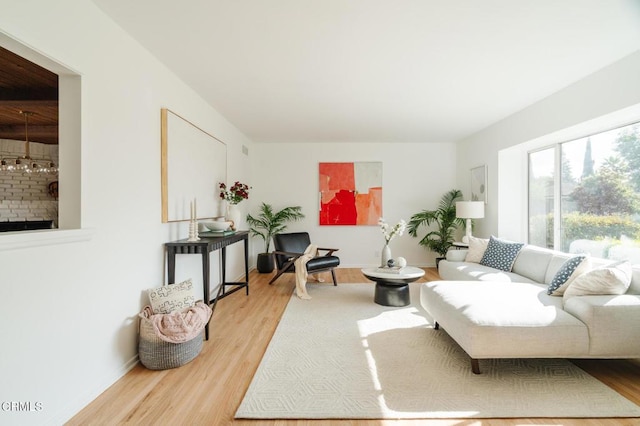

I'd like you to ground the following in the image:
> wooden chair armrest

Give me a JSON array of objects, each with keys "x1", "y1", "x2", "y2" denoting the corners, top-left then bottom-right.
[
  {"x1": 272, "y1": 250, "x2": 304, "y2": 260},
  {"x1": 273, "y1": 248, "x2": 339, "y2": 259},
  {"x1": 317, "y1": 247, "x2": 339, "y2": 256}
]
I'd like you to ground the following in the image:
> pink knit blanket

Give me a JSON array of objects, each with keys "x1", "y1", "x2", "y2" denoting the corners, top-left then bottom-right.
[{"x1": 140, "y1": 301, "x2": 212, "y2": 343}]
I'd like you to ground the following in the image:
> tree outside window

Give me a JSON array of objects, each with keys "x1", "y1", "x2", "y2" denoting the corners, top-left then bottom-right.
[{"x1": 529, "y1": 122, "x2": 640, "y2": 262}]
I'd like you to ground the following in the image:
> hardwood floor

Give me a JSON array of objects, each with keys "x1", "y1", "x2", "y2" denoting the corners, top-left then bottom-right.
[{"x1": 68, "y1": 268, "x2": 640, "y2": 426}]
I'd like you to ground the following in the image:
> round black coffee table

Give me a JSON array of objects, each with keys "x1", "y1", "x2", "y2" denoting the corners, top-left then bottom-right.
[{"x1": 361, "y1": 266, "x2": 426, "y2": 307}]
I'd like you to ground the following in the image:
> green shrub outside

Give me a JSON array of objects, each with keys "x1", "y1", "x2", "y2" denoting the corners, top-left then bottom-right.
[{"x1": 530, "y1": 212, "x2": 640, "y2": 252}]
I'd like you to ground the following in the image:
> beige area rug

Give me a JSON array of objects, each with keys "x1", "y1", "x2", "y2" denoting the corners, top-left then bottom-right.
[{"x1": 236, "y1": 282, "x2": 640, "y2": 419}]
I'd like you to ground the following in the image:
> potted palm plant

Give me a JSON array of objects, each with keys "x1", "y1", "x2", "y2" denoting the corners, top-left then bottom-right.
[
  {"x1": 246, "y1": 203, "x2": 305, "y2": 273},
  {"x1": 407, "y1": 189, "x2": 465, "y2": 268}
]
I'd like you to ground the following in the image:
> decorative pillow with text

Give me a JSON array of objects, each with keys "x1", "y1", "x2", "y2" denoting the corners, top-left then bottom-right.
[{"x1": 148, "y1": 278, "x2": 195, "y2": 314}]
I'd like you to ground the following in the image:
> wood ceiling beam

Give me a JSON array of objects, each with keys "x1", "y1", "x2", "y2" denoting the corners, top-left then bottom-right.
[
  {"x1": 0, "y1": 46, "x2": 59, "y2": 145},
  {"x1": 0, "y1": 99, "x2": 58, "y2": 108},
  {"x1": 0, "y1": 88, "x2": 58, "y2": 101}
]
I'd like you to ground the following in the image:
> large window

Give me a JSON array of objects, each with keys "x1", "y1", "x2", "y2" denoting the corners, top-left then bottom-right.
[{"x1": 528, "y1": 122, "x2": 640, "y2": 262}]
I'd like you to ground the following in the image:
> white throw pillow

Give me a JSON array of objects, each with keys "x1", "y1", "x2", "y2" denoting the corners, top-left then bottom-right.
[
  {"x1": 465, "y1": 236, "x2": 489, "y2": 263},
  {"x1": 148, "y1": 278, "x2": 195, "y2": 314},
  {"x1": 563, "y1": 260, "x2": 632, "y2": 301}
]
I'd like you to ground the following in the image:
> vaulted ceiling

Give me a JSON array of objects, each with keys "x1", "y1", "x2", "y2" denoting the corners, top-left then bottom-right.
[
  {"x1": 0, "y1": 46, "x2": 58, "y2": 145},
  {"x1": 93, "y1": 0, "x2": 640, "y2": 144}
]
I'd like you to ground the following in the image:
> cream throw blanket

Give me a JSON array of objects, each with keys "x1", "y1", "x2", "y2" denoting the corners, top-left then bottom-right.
[{"x1": 294, "y1": 244, "x2": 318, "y2": 299}]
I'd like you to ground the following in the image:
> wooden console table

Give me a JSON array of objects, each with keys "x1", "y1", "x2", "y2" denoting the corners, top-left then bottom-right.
[{"x1": 165, "y1": 230, "x2": 250, "y2": 340}]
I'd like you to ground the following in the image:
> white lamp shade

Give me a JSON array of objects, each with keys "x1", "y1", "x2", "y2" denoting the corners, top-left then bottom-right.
[{"x1": 456, "y1": 201, "x2": 485, "y2": 219}]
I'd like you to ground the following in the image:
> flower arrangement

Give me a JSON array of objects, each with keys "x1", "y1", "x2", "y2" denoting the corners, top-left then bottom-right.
[
  {"x1": 218, "y1": 181, "x2": 250, "y2": 205},
  {"x1": 378, "y1": 217, "x2": 406, "y2": 244}
]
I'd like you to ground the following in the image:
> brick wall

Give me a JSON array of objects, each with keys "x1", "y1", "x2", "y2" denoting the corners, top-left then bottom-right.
[{"x1": 0, "y1": 139, "x2": 59, "y2": 226}]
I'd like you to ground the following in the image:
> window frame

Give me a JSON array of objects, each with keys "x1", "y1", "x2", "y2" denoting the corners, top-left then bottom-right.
[{"x1": 527, "y1": 119, "x2": 640, "y2": 253}]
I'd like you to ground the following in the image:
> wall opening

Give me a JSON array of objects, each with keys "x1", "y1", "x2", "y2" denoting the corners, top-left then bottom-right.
[{"x1": 0, "y1": 31, "x2": 81, "y2": 241}]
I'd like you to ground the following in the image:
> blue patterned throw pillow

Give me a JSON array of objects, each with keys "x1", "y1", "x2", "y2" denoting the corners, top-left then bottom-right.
[
  {"x1": 479, "y1": 236, "x2": 524, "y2": 272},
  {"x1": 547, "y1": 255, "x2": 589, "y2": 296}
]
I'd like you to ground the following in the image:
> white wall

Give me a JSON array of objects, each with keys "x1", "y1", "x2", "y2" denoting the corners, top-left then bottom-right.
[
  {"x1": 455, "y1": 50, "x2": 640, "y2": 242},
  {"x1": 250, "y1": 142, "x2": 458, "y2": 268},
  {"x1": 0, "y1": 1, "x2": 252, "y2": 425}
]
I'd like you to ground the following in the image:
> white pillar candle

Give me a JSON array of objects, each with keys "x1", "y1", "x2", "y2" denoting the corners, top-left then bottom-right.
[{"x1": 194, "y1": 198, "x2": 197, "y2": 220}]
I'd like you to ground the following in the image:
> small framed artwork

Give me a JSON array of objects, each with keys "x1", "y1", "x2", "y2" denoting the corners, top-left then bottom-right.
[{"x1": 470, "y1": 165, "x2": 487, "y2": 204}]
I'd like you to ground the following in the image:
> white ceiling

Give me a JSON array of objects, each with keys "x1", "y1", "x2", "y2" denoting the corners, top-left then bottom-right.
[{"x1": 94, "y1": 0, "x2": 640, "y2": 143}]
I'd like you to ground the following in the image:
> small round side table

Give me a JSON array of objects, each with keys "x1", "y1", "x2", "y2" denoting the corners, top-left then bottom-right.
[{"x1": 361, "y1": 266, "x2": 426, "y2": 307}]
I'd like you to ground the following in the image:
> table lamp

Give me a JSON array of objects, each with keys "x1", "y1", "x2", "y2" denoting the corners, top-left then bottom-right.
[{"x1": 456, "y1": 201, "x2": 485, "y2": 244}]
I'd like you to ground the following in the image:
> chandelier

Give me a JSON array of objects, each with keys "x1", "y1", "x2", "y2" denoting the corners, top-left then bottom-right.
[{"x1": 0, "y1": 111, "x2": 58, "y2": 175}]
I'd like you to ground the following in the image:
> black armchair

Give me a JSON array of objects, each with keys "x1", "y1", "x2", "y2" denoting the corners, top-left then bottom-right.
[{"x1": 269, "y1": 232, "x2": 340, "y2": 286}]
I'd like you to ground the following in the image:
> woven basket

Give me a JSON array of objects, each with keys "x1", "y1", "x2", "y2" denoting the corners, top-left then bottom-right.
[{"x1": 138, "y1": 314, "x2": 203, "y2": 370}]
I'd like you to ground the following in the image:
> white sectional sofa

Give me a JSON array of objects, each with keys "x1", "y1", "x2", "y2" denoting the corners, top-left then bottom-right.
[{"x1": 420, "y1": 241, "x2": 640, "y2": 374}]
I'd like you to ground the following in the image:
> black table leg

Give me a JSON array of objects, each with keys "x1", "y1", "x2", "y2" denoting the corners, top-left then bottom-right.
[
  {"x1": 202, "y1": 251, "x2": 210, "y2": 340},
  {"x1": 244, "y1": 238, "x2": 249, "y2": 295},
  {"x1": 221, "y1": 246, "x2": 227, "y2": 295},
  {"x1": 167, "y1": 248, "x2": 176, "y2": 284}
]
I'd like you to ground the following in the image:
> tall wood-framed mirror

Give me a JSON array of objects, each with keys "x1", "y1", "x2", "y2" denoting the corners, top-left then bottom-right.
[{"x1": 161, "y1": 108, "x2": 227, "y2": 223}]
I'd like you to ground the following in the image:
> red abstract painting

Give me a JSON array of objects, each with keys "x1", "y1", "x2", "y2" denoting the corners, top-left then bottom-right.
[{"x1": 319, "y1": 162, "x2": 382, "y2": 225}]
